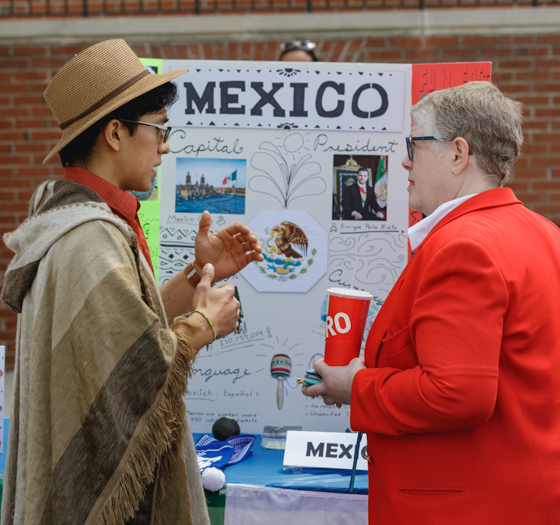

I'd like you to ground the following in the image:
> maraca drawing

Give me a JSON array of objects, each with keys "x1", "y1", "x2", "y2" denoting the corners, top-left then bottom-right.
[{"x1": 270, "y1": 354, "x2": 292, "y2": 410}]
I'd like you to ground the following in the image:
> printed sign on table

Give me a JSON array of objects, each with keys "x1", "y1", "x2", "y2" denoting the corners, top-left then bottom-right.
[{"x1": 284, "y1": 430, "x2": 368, "y2": 471}]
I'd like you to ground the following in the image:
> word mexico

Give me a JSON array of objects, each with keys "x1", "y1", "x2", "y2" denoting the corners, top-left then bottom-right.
[
  {"x1": 168, "y1": 65, "x2": 405, "y2": 132},
  {"x1": 283, "y1": 431, "x2": 369, "y2": 470},
  {"x1": 306, "y1": 441, "x2": 363, "y2": 459}
]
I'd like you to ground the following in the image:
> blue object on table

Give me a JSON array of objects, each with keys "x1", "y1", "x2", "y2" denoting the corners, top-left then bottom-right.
[
  {"x1": 195, "y1": 434, "x2": 256, "y2": 471},
  {"x1": 223, "y1": 435, "x2": 257, "y2": 465},
  {"x1": 196, "y1": 438, "x2": 235, "y2": 471},
  {"x1": 193, "y1": 433, "x2": 368, "y2": 494},
  {"x1": 0, "y1": 417, "x2": 9, "y2": 475}
]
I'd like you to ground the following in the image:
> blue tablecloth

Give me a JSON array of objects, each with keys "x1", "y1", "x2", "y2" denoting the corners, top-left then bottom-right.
[
  {"x1": 0, "y1": 423, "x2": 368, "y2": 493},
  {"x1": 193, "y1": 433, "x2": 368, "y2": 495}
]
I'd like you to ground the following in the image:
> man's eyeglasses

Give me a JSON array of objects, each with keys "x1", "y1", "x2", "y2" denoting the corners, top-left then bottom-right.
[
  {"x1": 280, "y1": 40, "x2": 317, "y2": 53},
  {"x1": 118, "y1": 119, "x2": 172, "y2": 143},
  {"x1": 406, "y1": 136, "x2": 473, "y2": 161}
]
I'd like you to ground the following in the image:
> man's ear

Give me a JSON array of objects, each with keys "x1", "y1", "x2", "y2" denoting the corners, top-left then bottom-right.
[{"x1": 102, "y1": 119, "x2": 124, "y2": 153}]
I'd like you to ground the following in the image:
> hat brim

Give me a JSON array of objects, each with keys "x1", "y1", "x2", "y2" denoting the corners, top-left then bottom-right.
[{"x1": 43, "y1": 67, "x2": 188, "y2": 165}]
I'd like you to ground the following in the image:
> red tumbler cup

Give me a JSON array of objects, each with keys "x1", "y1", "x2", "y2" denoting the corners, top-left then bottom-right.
[{"x1": 324, "y1": 288, "x2": 373, "y2": 366}]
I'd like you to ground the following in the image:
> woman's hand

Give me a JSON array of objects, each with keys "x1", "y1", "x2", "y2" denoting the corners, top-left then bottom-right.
[
  {"x1": 302, "y1": 358, "x2": 367, "y2": 406},
  {"x1": 194, "y1": 211, "x2": 264, "y2": 283}
]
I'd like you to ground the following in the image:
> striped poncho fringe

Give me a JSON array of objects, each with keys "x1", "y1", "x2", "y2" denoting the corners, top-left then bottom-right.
[{"x1": 96, "y1": 316, "x2": 201, "y2": 525}]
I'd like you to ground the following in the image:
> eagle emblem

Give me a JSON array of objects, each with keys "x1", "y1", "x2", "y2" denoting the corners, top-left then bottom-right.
[
  {"x1": 242, "y1": 210, "x2": 327, "y2": 291},
  {"x1": 254, "y1": 221, "x2": 316, "y2": 281},
  {"x1": 270, "y1": 221, "x2": 308, "y2": 259}
]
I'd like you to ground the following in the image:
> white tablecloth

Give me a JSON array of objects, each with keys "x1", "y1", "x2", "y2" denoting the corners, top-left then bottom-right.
[{"x1": 224, "y1": 483, "x2": 368, "y2": 525}]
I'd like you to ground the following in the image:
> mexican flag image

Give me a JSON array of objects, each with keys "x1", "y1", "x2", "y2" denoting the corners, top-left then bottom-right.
[
  {"x1": 222, "y1": 169, "x2": 237, "y2": 185},
  {"x1": 374, "y1": 156, "x2": 388, "y2": 209}
]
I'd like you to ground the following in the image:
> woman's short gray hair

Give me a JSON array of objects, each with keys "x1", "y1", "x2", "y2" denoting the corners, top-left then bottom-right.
[{"x1": 411, "y1": 82, "x2": 523, "y2": 186}]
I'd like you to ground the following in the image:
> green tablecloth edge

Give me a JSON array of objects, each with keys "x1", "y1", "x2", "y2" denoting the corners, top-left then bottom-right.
[{"x1": 205, "y1": 485, "x2": 227, "y2": 525}]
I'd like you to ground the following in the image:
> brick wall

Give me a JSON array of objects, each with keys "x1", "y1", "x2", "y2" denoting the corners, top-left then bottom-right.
[{"x1": 1, "y1": 33, "x2": 559, "y2": 368}]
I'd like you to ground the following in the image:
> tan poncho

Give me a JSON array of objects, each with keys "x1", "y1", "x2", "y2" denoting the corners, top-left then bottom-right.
[{"x1": 1, "y1": 180, "x2": 210, "y2": 525}]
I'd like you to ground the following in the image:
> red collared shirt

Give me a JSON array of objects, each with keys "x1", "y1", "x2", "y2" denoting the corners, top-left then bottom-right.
[{"x1": 64, "y1": 166, "x2": 154, "y2": 273}]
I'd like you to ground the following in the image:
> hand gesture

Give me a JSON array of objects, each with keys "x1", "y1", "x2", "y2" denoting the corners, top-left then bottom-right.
[
  {"x1": 191, "y1": 263, "x2": 240, "y2": 341},
  {"x1": 194, "y1": 211, "x2": 264, "y2": 283},
  {"x1": 302, "y1": 358, "x2": 366, "y2": 406}
]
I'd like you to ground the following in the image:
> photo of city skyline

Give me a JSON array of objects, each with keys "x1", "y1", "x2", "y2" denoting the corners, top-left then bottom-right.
[{"x1": 175, "y1": 158, "x2": 246, "y2": 215}]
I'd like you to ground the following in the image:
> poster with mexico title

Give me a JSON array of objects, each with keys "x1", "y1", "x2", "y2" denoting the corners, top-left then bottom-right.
[
  {"x1": 154, "y1": 59, "x2": 411, "y2": 434},
  {"x1": 145, "y1": 60, "x2": 490, "y2": 434}
]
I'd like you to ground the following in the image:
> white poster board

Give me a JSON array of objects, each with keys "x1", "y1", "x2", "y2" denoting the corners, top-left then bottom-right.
[{"x1": 160, "y1": 60, "x2": 412, "y2": 434}]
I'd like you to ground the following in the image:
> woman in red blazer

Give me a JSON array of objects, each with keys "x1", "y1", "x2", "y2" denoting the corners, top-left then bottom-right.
[{"x1": 304, "y1": 82, "x2": 560, "y2": 524}]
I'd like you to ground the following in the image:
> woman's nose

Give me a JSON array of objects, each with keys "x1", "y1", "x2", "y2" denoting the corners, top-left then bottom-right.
[{"x1": 402, "y1": 154, "x2": 412, "y2": 171}]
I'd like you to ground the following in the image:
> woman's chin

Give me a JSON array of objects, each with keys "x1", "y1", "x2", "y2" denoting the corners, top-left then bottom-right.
[{"x1": 408, "y1": 198, "x2": 422, "y2": 214}]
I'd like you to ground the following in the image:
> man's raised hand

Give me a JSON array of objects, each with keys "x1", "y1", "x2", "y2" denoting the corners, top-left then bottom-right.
[{"x1": 194, "y1": 211, "x2": 264, "y2": 283}]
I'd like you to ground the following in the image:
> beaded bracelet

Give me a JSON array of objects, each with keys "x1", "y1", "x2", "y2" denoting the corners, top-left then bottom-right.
[{"x1": 192, "y1": 310, "x2": 216, "y2": 348}]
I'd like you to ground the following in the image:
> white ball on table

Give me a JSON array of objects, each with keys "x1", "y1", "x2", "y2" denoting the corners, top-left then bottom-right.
[{"x1": 201, "y1": 467, "x2": 226, "y2": 492}]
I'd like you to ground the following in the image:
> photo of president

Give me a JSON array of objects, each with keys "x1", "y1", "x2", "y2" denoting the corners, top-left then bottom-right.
[{"x1": 342, "y1": 167, "x2": 385, "y2": 220}]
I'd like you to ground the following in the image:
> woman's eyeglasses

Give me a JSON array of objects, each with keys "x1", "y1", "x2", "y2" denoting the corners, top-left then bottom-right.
[
  {"x1": 118, "y1": 119, "x2": 172, "y2": 143},
  {"x1": 406, "y1": 136, "x2": 473, "y2": 161},
  {"x1": 406, "y1": 136, "x2": 442, "y2": 161}
]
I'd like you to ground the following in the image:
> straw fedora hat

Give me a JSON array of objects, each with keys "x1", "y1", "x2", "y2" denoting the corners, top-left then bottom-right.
[{"x1": 43, "y1": 39, "x2": 187, "y2": 165}]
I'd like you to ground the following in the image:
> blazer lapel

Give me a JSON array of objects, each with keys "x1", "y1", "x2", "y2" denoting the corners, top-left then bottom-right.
[
  {"x1": 367, "y1": 262, "x2": 412, "y2": 367},
  {"x1": 366, "y1": 188, "x2": 521, "y2": 367}
]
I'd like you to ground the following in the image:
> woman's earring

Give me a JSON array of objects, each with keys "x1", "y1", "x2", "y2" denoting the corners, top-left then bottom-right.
[{"x1": 454, "y1": 169, "x2": 459, "y2": 175}]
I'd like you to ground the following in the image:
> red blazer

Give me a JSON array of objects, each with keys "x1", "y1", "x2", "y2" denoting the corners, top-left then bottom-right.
[{"x1": 351, "y1": 188, "x2": 560, "y2": 524}]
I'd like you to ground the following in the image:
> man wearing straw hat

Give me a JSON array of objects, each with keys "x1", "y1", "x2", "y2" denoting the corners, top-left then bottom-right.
[{"x1": 1, "y1": 39, "x2": 263, "y2": 525}]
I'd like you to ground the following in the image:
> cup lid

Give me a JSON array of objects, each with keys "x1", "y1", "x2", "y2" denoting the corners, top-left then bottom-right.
[{"x1": 327, "y1": 287, "x2": 373, "y2": 299}]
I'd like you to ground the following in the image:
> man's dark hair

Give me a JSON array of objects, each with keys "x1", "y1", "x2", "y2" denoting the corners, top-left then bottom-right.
[
  {"x1": 357, "y1": 167, "x2": 369, "y2": 176},
  {"x1": 59, "y1": 81, "x2": 178, "y2": 168},
  {"x1": 279, "y1": 47, "x2": 318, "y2": 62}
]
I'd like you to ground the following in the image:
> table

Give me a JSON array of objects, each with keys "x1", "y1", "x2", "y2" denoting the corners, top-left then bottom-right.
[
  {"x1": 0, "y1": 423, "x2": 369, "y2": 524},
  {"x1": 195, "y1": 434, "x2": 369, "y2": 525}
]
